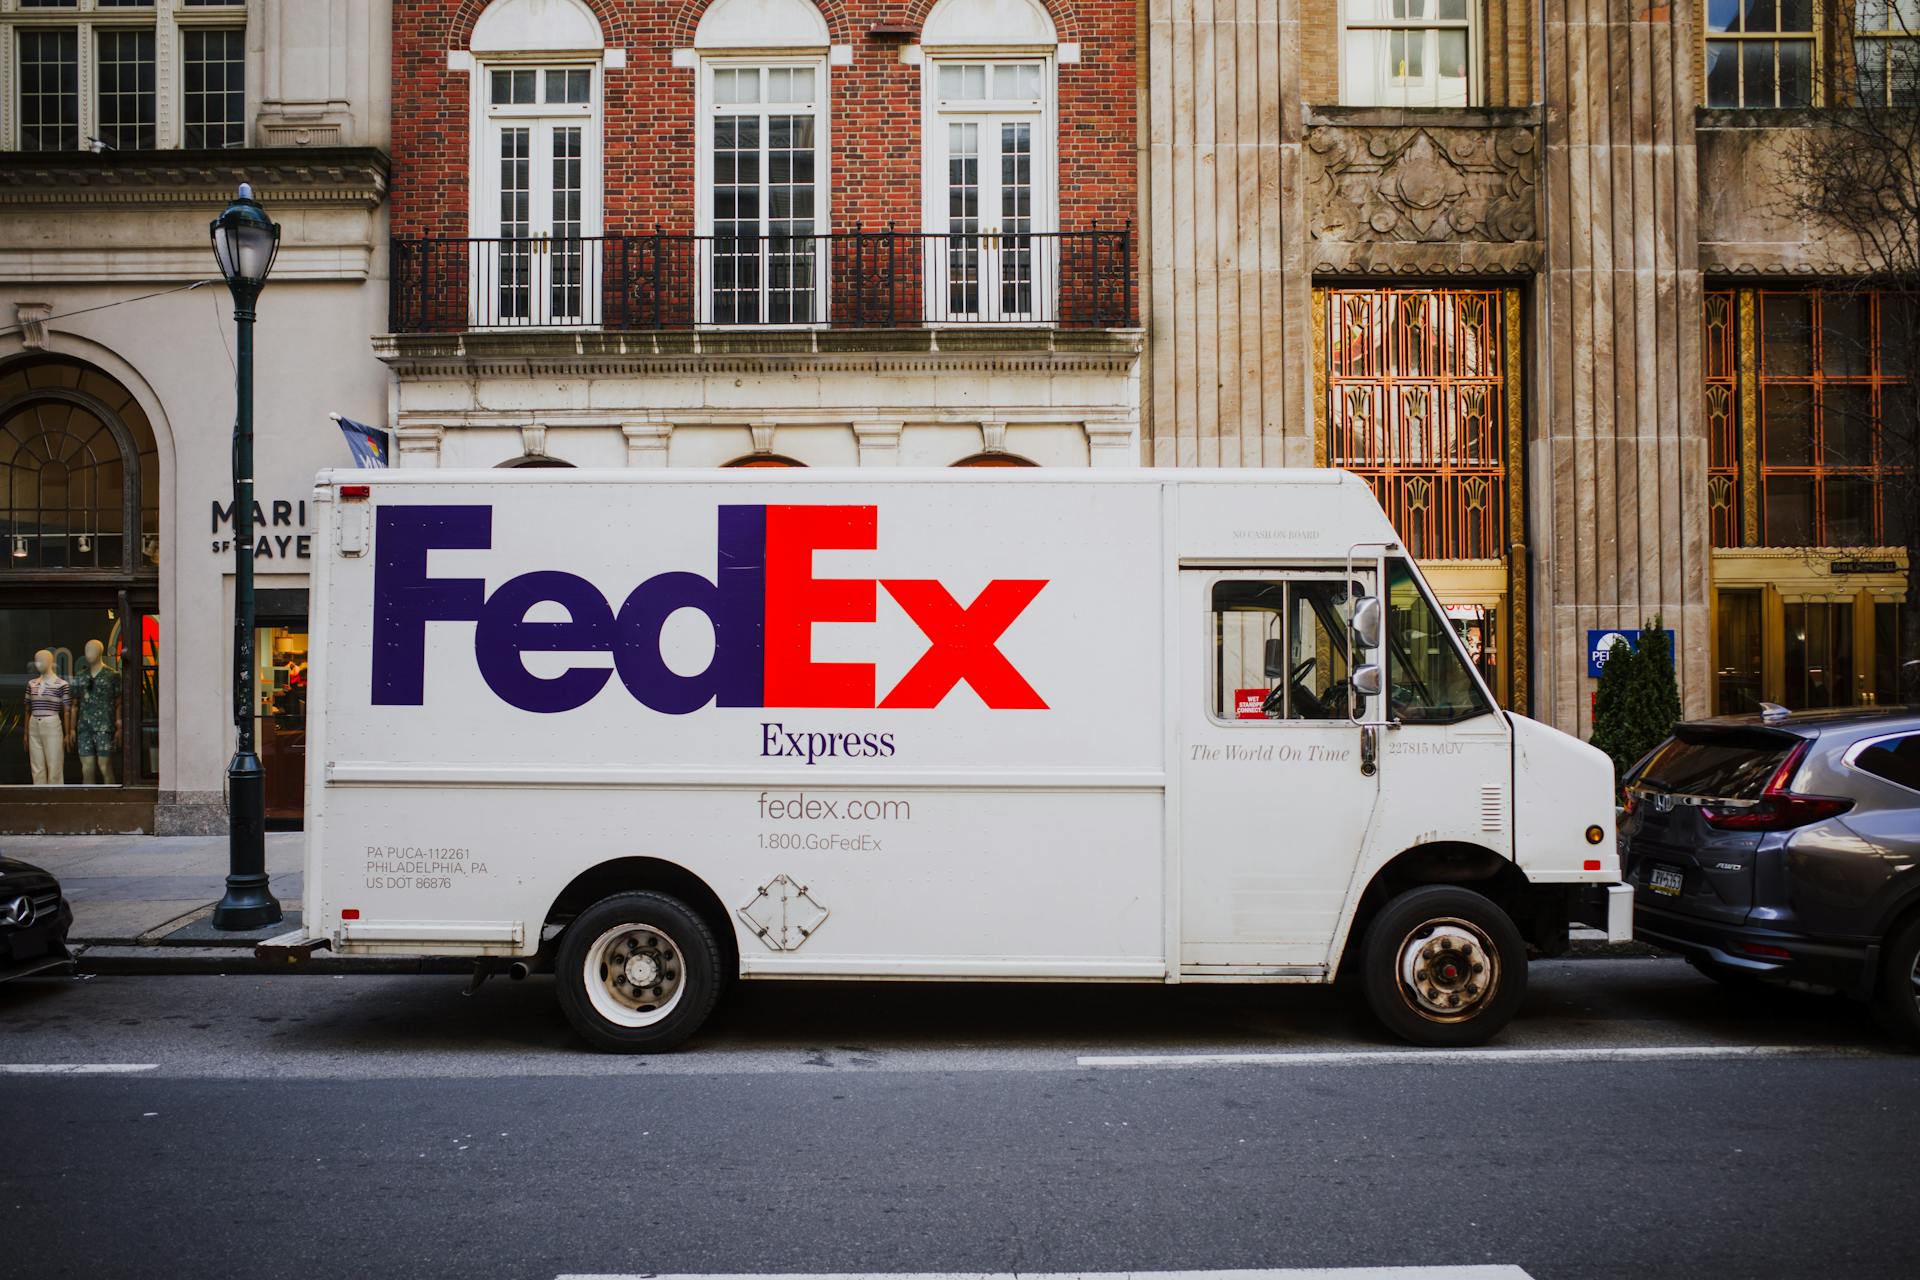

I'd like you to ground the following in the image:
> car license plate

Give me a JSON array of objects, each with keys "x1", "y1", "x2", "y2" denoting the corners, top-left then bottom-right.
[{"x1": 1649, "y1": 865, "x2": 1685, "y2": 897}]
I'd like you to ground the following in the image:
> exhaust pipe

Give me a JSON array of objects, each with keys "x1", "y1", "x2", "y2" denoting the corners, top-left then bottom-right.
[{"x1": 507, "y1": 960, "x2": 533, "y2": 981}]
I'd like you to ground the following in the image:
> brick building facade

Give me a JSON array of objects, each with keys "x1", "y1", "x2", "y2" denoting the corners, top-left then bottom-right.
[{"x1": 381, "y1": 0, "x2": 1141, "y2": 472}]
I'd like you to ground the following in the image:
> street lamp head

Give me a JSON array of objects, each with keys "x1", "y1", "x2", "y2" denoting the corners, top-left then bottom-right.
[{"x1": 210, "y1": 182, "x2": 280, "y2": 302}]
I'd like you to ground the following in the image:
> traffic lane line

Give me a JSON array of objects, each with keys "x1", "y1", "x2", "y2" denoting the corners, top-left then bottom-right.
[
  {"x1": 1076, "y1": 1044, "x2": 1886, "y2": 1069},
  {"x1": 0, "y1": 1063, "x2": 159, "y2": 1074},
  {"x1": 557, "y1": 1271, "x2": 1537, "y2": 1280}
]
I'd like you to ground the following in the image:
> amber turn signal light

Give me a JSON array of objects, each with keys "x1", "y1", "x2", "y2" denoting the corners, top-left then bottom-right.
[{"x1": 1585, "y1": 824, "x2": 1605, "y2": 845}]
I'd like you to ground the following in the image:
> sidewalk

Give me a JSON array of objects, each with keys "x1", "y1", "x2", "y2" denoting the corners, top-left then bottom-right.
[
  {"x1": 3, "y1": 832, "x2": 304, "y2": 945},
  {"x1": 1, "y1": 833, "x2": 463, "y2": 974}
]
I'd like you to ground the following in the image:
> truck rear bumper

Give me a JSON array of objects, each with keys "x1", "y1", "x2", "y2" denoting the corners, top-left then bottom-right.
[{"x1": 1573, "y1": 882, "x2": 1635, "y2": 943}]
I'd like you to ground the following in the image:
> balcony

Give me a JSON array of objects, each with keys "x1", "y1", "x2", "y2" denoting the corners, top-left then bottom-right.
[{"x1": 387, "y1": 228, "x2": 1135, "y2": 334}]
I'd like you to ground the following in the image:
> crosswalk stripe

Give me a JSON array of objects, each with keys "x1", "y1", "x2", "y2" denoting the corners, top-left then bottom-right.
[
  {"x1": 1076, "y1": 1044, "x2": 1878, "y2": 1069},
  {"x1": 0, "y1": 1063, "x2": 160, "y2": 1074},
  {"x1": 556, "y1": 1271, "x2": 1537, "y2": 1280}
]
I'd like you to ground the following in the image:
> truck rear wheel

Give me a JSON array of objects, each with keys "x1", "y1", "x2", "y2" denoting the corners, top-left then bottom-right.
[
  {"x1": 556, "y1": 891, "x2": 722, "y2": 1053},
  {"x1": 1361, "y1": 885, "x2": 1527, "y2": 1047}
]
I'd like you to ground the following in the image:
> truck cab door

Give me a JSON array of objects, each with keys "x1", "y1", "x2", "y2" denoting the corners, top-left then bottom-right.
[{"x1": 1176, "y1": 568, "x2": 1381, "y2": 973}]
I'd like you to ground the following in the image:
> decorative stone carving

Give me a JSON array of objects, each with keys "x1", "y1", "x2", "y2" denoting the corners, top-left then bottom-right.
[
  {"x1": 14, "y1": 303, "x2": 51, "y2": 349},
  {"x1": 1305, "y1": 111, "x2": 1540, "y2": 274}
]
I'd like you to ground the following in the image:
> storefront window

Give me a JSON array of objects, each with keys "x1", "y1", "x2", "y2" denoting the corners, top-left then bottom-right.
[
  {"x1": 0, "y1": 357, "x2": 160, "y2": 794},
  {"x1": 1784, "y1": 601, "x2": 1855, "y2": 708},
  {"x1": 256, "y1": 621, "x2": 308, "y2": 825},
  {"x1": 0, "y1": 606, "x2": 126, "y2": 787}
]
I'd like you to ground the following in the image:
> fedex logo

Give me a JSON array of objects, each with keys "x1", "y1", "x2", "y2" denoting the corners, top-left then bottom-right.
[{"x1": 371, "y1": 504, "x2": 1049, "y2": 714}]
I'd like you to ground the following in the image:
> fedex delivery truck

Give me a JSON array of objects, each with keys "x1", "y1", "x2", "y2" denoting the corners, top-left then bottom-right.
[{"x1": 283, "y1": 468, "x2": 1631, "y2": 1051}]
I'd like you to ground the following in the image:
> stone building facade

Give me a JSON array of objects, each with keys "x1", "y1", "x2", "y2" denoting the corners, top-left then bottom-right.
[
  {"x1": 1143, "y1": 0, "x2": 1911, "y2": 733},
  {"x1": 380, "y1": 0, "x2": 1140, "y2": 473},
  {"x1": 0, "y1": 0, "x2": 390, "y2": 833}
]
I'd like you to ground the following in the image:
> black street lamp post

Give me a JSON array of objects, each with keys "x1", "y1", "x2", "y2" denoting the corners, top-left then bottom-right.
[{"x1": 210, "y1": 183, "x2": 284, "y2": 931}]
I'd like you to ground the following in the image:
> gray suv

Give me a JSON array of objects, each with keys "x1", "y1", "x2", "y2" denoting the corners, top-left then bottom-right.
[{"x1": 1619, "y1": 706, "x2": 1920, "y2": 1043}]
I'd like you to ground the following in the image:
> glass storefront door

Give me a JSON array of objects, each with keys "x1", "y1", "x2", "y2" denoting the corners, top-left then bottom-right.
[
  {"x1": 1716, "y1": 588, "x2": 1763, "y2": 714},
  {"x1": 254, "y1": 620, "x2": 308, "y2": 828}
]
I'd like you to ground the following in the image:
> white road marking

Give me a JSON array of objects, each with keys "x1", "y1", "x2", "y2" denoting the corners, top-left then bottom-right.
[
  {"x1": 558, "y1": 1271, "x2": 1536, "y2": 1280},
  {"x1": 0, "y1": 1063, "x2": 160, "y2": 1074},
  {"x1": 1077, "y1": 1044, "x2": 1880, "y2": 1070}
]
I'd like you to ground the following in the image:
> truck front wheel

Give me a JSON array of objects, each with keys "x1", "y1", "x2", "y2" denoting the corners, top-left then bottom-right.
[
  {"x1": 556, "y1": 891, "x2": 723, "y2": 1053},
  {"x1": 1360, "y1": 885, "x2": 1527, "y2": 1047}
]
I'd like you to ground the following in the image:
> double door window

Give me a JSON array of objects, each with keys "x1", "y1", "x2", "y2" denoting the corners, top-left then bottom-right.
[
  {"x1": 928, "y1": 61, "x2": 1052, "y2": 323},
  {"x1": 703, "y1": 63, "x2": 824, "y2": 325},
  {"x1": 477, "y1": 65, "x2": 597, "y2": 326}
]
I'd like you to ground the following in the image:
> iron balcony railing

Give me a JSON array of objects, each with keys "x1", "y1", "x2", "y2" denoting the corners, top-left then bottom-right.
[{"x1": 388, "y1": 228, "x2": 1134, "y2": 333}]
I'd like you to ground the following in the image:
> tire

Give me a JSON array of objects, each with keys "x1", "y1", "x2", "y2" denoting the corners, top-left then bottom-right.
[
  {"x1": 1871, "y1": 916, "x2": 1920, "y2": 1048},
  {"x1": 556, "y1": 891, "x2": 723, "y2": 1053},
  {"x1": 1361, "y1": 885, "x2": 1528, "y2": 1047}
]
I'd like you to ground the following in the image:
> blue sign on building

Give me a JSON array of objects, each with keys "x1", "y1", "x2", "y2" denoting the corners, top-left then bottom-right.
[{"x1": 1587, "y1": 628, "x2": 1676, "y2": 679}]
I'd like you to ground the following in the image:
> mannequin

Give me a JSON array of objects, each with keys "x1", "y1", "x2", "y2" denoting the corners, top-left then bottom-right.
[
  {"x1": 73, "y1": 639, "x2": 120, "y2": 785},
  {"x1": 23, "y1": 648, "x2": 72, "y2": 786}
]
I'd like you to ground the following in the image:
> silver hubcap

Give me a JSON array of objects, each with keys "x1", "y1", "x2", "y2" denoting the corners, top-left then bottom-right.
[
  {"x1": 1396, "y1": 917, "x2": 1499, "y2": 1023},
  {"x1": 583, "y1": 924, "x2": 686, "y2": 1029}
]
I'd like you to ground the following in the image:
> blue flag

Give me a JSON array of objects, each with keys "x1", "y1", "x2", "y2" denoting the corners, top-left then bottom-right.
[{"x1": 333, "y1": 414, "x2": 389, "y2": 469}]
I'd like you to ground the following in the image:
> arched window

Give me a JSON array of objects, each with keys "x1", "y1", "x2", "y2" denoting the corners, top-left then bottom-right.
[
  {"x1": 694, "y1": 0, "x2": 832, "y2": 325},
  {"x1": 920, "y1": 0, "x2": 1058, "y2": 323},
  {"x1": 951, "y1": 452, "x2": 1037, "y2": 467},
  {"x1": 724, "y1": 453, "x2": 808, "y2": 467},
  {"x1": 0, "y1": 357, "x2": 162, "y2": 791},
  {"x1": 0, "y1": 358, "x2": 157, "y2": 573},
  {"x1": 469, "y1": 0, "x2": 607, "y2": 327},
  {"x1": 496, "y1": 454, "x2": 576, "y2": 469}
]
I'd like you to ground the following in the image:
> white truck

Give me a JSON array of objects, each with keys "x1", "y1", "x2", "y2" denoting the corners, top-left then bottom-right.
[{"x1": 283, "y1": 467, "x2": 1630, "y2": 1051}]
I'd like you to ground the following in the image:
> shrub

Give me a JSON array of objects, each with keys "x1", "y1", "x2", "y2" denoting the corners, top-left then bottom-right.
[{"x1": 1591, "y1": 616, "x2": 1682, "y2": 792}]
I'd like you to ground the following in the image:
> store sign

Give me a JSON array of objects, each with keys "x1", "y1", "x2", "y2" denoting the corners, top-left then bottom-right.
[
  {"x1": 1587, "y1": 628, "x2": 1675, "y2": 679},
  {"x1": 1832, "y1": 559, "x2": 1898, "y2": 575},
  {"x1": 210, "y1": 498, "x2": 313, "y2": 560}
]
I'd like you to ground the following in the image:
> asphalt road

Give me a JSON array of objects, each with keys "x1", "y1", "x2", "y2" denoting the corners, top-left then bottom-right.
[{"x1": 2, "y1": 958, "x2": 1916, "y2": 1280}]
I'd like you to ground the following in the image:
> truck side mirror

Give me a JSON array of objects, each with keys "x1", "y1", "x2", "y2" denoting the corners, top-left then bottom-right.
[
  {"x1": 1351, "y1": 595, "x2": 1382, "y2": 649},
  {"x1": 1263, "y1": 637, "x2": 1288, "y2": 679},
  {"x1": 1352, "y1": 664, "x2": 1383, "y2": 697}
]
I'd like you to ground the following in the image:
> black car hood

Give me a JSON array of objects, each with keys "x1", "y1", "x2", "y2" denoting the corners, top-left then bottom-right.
[{"x1": 0, "y1": 856, "x2": 59, "y2": 885}]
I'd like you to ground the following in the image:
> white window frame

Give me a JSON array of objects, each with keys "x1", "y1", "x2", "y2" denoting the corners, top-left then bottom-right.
[
  {"x1": 693, "y1": 53, "x2": 831, "y2": 327},
  {"x1": 921, "y1": 53, "x2": 1056, "y2": 325},
  {"x1": 0, "y1": 0, "x2": 249, "y2": 152},
  {"x1": 1338, "y1": 0, "x2": 1479, "y2": 109},
  {"x1": 467, "y1": 57, "x2": 605, "y2": 328}
]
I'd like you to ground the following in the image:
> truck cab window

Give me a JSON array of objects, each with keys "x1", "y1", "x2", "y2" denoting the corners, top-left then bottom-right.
[
  {"x1": 1384, "y1": 559, "x2": 1492, "y2": 724},
  {"x1": 1210, "y1": 579, "x2": 1355, "y2": 721}
]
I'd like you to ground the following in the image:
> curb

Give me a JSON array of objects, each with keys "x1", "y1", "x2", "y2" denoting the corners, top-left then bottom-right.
[
  {"x1": 60, "y1": 940, "x2": 1672, "y2": 976},
  {"x1": 70, "y1": 944, "x2": 472, "y2": 976}
]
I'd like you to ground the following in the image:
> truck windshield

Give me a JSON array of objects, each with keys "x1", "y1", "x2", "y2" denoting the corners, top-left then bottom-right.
[{"x1": 1385, "y1": 559, "x2": 1493, "y2": 724}]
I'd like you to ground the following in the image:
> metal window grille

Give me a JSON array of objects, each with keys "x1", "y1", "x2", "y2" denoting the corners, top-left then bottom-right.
[
  {"x1": 1324, "y1": 287, "x2": 1509, "y2": 561},
  {"x1": 1756, "y1": 289, "x2": 1910, "y2": 548},
  {"x1": 1704, "y1": 290, "x2": 1742, "y2": 547}
]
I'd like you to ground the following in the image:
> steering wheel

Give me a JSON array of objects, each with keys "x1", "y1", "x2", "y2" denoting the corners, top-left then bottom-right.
[{"x1": 1289, "y1": 657, "x2": 1316, "y2": 687}]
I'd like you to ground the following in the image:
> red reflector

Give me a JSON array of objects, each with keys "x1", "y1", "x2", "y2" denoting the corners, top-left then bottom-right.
[
  {"x1": 1584, "y1": 859, "x2": 1602, "y2": 871},
  {"x1": 340, "y1": 484, "x2": 370, "y2": 501},
  {"x1": 341, "y1": 908, "x2": 360, "y2": 920},
  {"x1": 1740, "y1": 942, "x2": 1792, "y2": 960}
]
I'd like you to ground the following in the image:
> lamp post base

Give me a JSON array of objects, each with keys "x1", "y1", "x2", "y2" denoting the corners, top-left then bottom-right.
[{"x1": 212, "y1": 748, "x2": 281, "y2": 931}]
